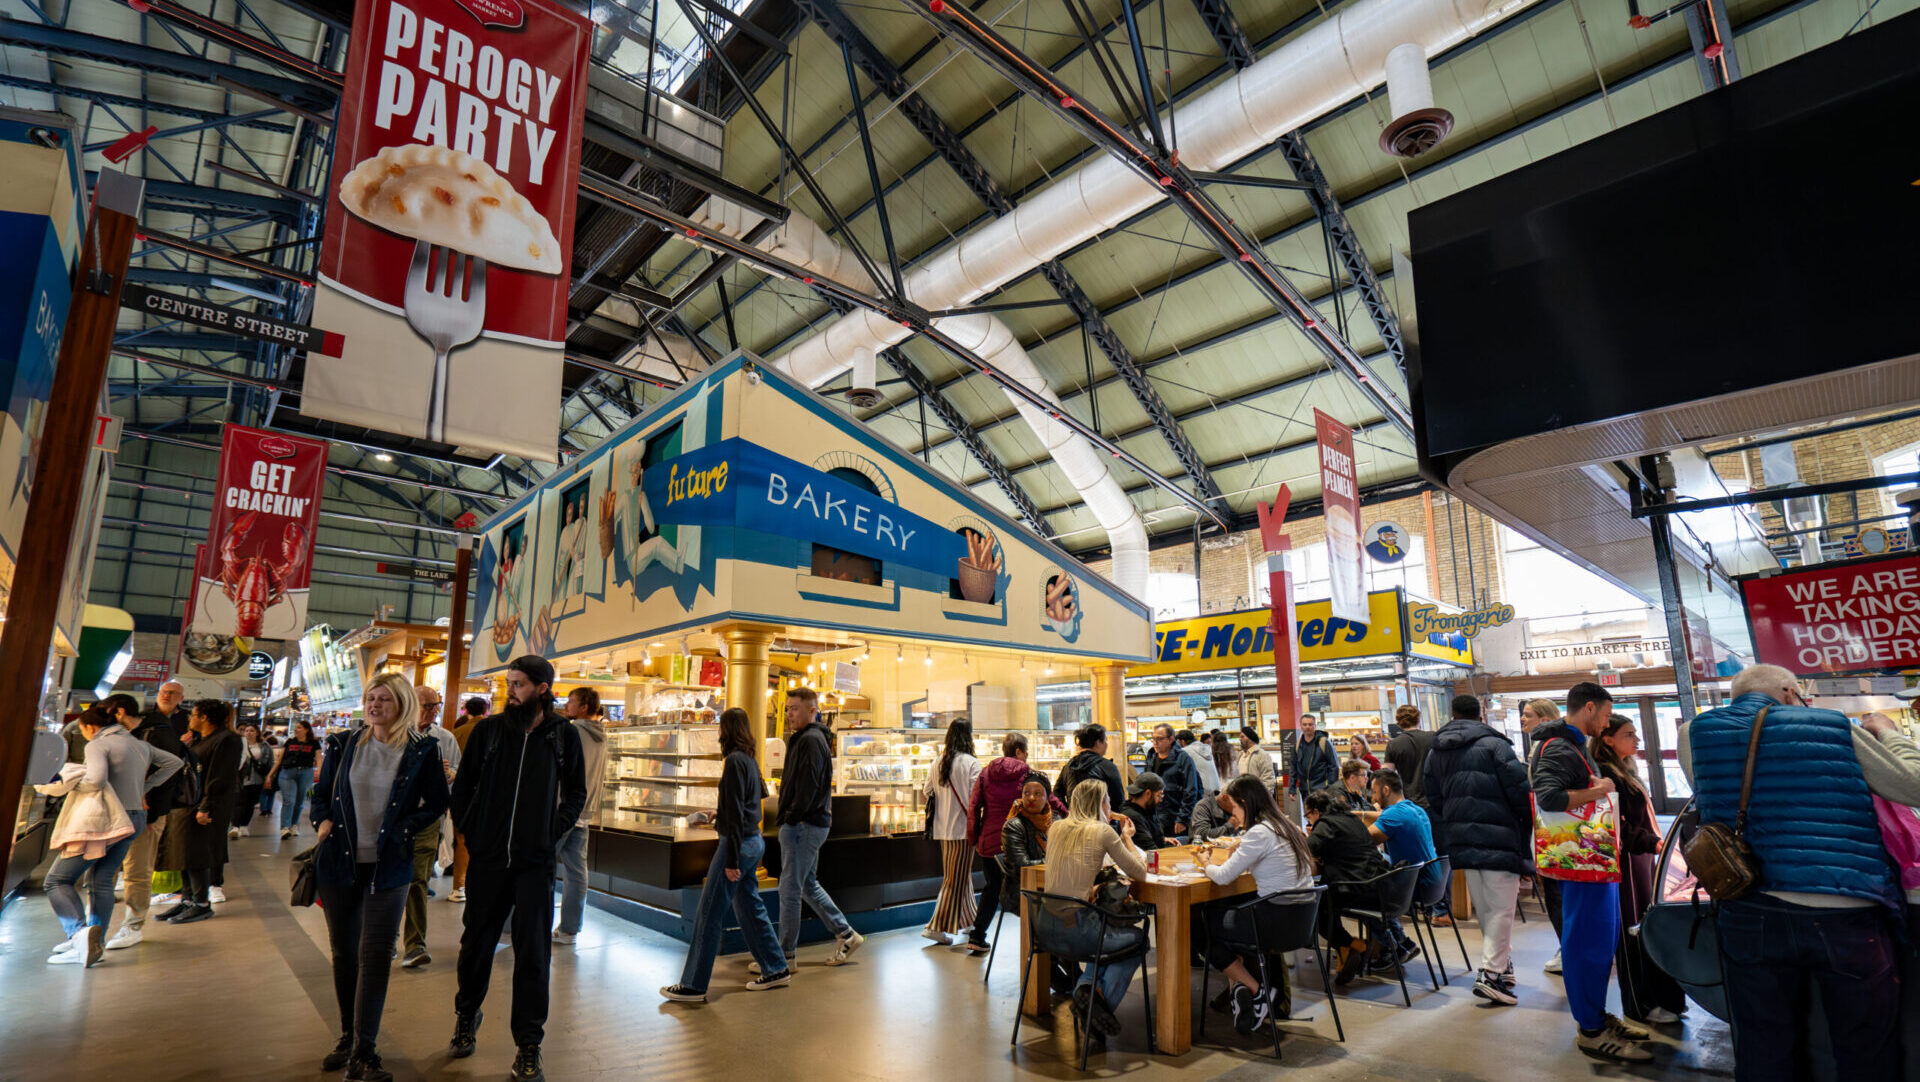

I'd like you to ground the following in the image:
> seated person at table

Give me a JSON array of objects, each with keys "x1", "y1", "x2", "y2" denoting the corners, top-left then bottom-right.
[
  {"x1": 1203, "y1": 777, "x2": 1315, "y2": 1033},
  {"x1": 1043, "y1": 779, "x2": 1151, "y2": 1045},
  {"x1": 1001, "y1": 774, "x2": 1076, "y2": 993},
  {"x1": 1339, "y1": 758, "x2": 1376, "y2": 811},
  {"x1": 1356, "y1": 768, "x2": 1444, "y2": 897},
  {"x1": 1189, "y1": 784, "x2": 1239, "y2": 842},
  {"x1": 1117, "y1": 772, "x2": 1168, "y2": 850},
  {"x1": 1306, "y1": 790, "x2": 1414, "y2": 985}
]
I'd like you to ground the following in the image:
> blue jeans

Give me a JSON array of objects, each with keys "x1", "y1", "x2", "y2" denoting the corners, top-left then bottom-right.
[
  {"x1": 45, "y1": 811, "x2": 145, "y2": 936},
  {"x1": 679, "y1": 834, "x2": 786, "y2": 992},
  {"x1": 258, "y1": 783, "x2": 276, "y2": 818},
  {"x1": 555, "y1": 825, "x2": 589, "y2": 935},
  {"x1": 1717, "y1": 895, "x2": 1899, "y2": 1082},
  {"x1": 279, "y1": 768, "x2": 314, "y2": 829},
  {"x1": 777, "y1": 822, "x2": 850, "y2": 955},
  {"x1": 1557, "y1": 880, "x2": 1620, "y2": 1031}
]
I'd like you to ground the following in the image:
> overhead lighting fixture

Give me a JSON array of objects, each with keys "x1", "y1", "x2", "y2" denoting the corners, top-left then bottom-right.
[
  {"x1": 375, "y1": 452, "x2": 393, "y2": 462},
  {"x1": 896, "y1": 645, "x2": 904, "y2": 663},
  {"x1": 924, "y1": 649, "x2": 933, "y2": 667}
]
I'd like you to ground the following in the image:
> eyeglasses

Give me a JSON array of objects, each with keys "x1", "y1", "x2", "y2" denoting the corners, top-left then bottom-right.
[{"x1": 422, "y1": 701, "x2": 443, "y2": 711}]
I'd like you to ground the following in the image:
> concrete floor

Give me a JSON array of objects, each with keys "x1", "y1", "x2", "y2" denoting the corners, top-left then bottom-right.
[{"x1": 0, "y1": 833, "x2": 1736, "y2": 1081}]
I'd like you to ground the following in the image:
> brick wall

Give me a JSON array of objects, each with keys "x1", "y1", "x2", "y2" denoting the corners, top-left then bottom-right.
[
  {"x1": 1081, "y1": 490, "x2": 1508, "y2": 614},
  {"x1": 1728, "y1": 416, "x2": 1920, "y2": 551}
]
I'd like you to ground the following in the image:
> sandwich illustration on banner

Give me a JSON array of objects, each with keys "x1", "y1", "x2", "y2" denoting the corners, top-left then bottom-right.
[{"x1": 304, "y1": 0, "x2": 590, "y2": 461}]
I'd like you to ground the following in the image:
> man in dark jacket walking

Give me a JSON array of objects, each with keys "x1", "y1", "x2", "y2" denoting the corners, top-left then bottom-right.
[
  {"x1": 1290, "y1": 714, "x2": 1340, "y2": 800},
  {"x1": 1383, "y1": 704, "x2": 1435, "y2": 811},
  {"x1": 1143, "y1": 724, "x2": 1198, "y2": 838},
  {"x1": 1054, "y1": 723, "x2": 1126, "y2": 821},
  {"x1": 1421, "y1": 694, "x2": 1531, "y2": 1007},
  {"x1": 447, "y1": 656, "x2": 586, "y2": 1082},
  {"x1": 1529, "y1": 682, "x2": 1651, "y2": 1065},
  {"x1": 774, "y1": 687, "x2": 862, "y2": 966}
]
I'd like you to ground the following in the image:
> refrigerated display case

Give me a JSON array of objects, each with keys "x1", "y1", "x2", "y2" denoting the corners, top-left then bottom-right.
[
  {"x1": 602, "y1": 723, "x2": 721, "y2": 829},
  {"x1": 835, "y1": 727, "x2": 1077, "y2": 833}
]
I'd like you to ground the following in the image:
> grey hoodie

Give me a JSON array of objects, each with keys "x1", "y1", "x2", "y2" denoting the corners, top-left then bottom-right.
[{"x1": 573, "y1": 716, "x2": 608, "y2": 827}]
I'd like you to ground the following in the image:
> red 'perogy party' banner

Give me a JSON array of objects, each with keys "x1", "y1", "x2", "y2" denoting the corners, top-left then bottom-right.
[
  {"x1": 303, "y1": 0, "x2": 590, "y2": 460},
  {"x1": 1742, "y1": 552, "x2": 1920, "y2": 676},
  {"x1": 190, "y1": 426, "x2": 328, "y2": 641},
  {"x1": 1315, "y1": 408, "x2": 1366, "y2": 626}
]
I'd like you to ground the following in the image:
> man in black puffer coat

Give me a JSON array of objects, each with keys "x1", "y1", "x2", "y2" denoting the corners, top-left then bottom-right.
[{"x1": 1422, "y1": 694, "x2": 1532, "y2": 1008}]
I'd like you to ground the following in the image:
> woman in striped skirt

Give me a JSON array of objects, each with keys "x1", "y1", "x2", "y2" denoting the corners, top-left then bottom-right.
[{"x1": 923, "y1": 720, "x2": 982, "y2": 945}]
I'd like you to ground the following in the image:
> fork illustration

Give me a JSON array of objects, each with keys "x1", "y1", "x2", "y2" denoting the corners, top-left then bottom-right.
[{"x1": 404, "y1": 239, "x2": 487, "y2": 444}]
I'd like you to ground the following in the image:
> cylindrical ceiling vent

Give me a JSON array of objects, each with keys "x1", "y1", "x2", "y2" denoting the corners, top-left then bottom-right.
[
  {"x1": 1380, "y1": 43, "x2": 1455, "y2": 158},
  {"x1": 846, "y1": 346, "x2": 882, "y2": 408}
]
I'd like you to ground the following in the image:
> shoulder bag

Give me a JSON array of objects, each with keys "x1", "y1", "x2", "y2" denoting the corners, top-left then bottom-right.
[
  {"x1": 1531, "y1": 737, "x2": 1622, "y2": 883},
  {"x1": 1681, "y1": 706, "x2": 1768, "y2": 901},
  {"x1": 289, "y1": 843, "x2": 319, "y2": 907}
]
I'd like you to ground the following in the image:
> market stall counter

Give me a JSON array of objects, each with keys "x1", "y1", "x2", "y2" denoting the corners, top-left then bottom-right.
[{"x1": 467, "y1": 351, "x2": 1154, "y2": 942}]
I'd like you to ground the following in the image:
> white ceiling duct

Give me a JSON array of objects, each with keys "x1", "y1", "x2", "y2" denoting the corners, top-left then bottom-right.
[
  {"x1": 692, "y1": 0, "x2": 1534, "y2": 596},
  {"x1": 616, "y1": 329, "x2": 709, "y2": 385}
]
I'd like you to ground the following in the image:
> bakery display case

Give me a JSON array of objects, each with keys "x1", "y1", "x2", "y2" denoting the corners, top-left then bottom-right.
[
  {"x1": 835, "y1": 727, "x2": 1078, "y2": 833},
  {"x1": 603, "y1": 723, "x2": 722, "y2": 829}
]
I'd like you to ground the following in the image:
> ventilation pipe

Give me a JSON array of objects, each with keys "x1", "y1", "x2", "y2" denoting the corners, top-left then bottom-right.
[
  {"x1": 689, "y1": 198, "x2": 1151, "y2": 595},
  {"x1": 1380, "y1": 42, "x2": 1454, "y2": 157},
  {"x1": 616, "y1": 329, "x2": 709, "y2": 385}
]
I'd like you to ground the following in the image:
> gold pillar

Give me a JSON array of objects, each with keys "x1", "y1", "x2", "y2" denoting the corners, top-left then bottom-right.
[
  {"x1": 721, "y1": 625, "x2": 777, "y2": 752},
  {"x1": 1091, "y1": 661, "x2": 1131, "y2": 783}
]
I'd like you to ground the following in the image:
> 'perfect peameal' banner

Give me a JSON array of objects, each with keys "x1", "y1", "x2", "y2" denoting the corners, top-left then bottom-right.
[
  {"x1": 1742, "y1": 553, "x2": 1920, "y2": 676},
  {"x1": 303, "y1": 0, "x2": 590, "y2": 460},
  {"x1": 1315, "y1": 408, "x2": 1367, "y2": 625},
  {"x1": 190, "y1": 426, "x2": 328, "y2": 641}
]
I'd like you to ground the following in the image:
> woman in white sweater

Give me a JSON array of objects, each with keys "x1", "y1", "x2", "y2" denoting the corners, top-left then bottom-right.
[
  {"x1": 1203, "y1": 775, "x2": 1315, "y2": 1032},
  {"x1": 1043, "y1": 779, "x2": 1150, "y2": 1042},
  {"x1": 923, "y1": 720, "x2": 982, "y2": 945}
]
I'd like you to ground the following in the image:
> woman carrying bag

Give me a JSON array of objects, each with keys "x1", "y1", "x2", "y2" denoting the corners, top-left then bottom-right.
[
  {"x1": 922, "y1": 719, "x2": 981, "y2": 947},
  {"x1": 308, "y1": 673, "x2": 449, "y2": 1081},
  {"x1": 232, "y1": 723, "x2": 275, "y2": 838}
]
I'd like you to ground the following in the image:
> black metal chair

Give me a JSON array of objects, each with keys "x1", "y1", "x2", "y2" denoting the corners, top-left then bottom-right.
[
  {"x1": 984, "y1": 856, "x2": 1035, "y2": 985},
  {"x1": 1197, "y1": 885, "x2": 1344, "y2": 1057},
  {"x1": 1407, "y1": 855, "x2": 1471, "y2": 988},
  {"x1": 1323, "y1": 863, "x2": 1422, "y2": 1007},
  {"x1": 1013, "y1": 889, "x2": 1157, "y2": 1070}
]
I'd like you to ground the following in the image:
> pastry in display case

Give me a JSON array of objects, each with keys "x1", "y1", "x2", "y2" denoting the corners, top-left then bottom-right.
[
  {"x1": 834, "y1": 728, "x2": 1080, "y2": 834},
  {"x1": 602, "y1": 723, "x2": 723, "y2": 829}
]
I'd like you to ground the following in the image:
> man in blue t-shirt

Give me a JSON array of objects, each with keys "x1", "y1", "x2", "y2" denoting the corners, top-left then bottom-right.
[{"x1": 1358, "y1": 768, "x2": 1444, "y2": 895}]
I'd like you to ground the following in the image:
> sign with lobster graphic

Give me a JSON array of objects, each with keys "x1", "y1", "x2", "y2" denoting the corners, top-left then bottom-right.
[{"x1": 189, "y1": 426, "x2": 327, "y2": 641}]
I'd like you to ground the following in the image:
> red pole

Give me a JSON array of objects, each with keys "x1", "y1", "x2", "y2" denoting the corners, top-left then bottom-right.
[{"x1": 1256, "y1": 487, "x2": 1302, "y2": 795}]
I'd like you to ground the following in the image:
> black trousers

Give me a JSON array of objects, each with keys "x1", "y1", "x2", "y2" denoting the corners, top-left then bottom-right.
[
  {"x1": 318, "y1": 863, "x2": 409, "y2": 1053},
  {"x1": 184, "y1": 866, "x2": 218, "y2": 904},
  {"x1": 234, "y1": 784, "x2": 264, "y2": 827},
  {"x1": 455, "y1": 862, "x2": 555, "y2": 1048},
  {"x1": 1541, "y1": 876, "x2": 1564, "y2": 938},
  {"x1": 968, "y1": 855, "x2": 1004, "y2": 943}
]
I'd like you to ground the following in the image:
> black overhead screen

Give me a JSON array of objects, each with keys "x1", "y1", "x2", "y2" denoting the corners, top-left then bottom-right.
[{"x1": 1406, "y1": 8, "x2": 1920, "y2": 479}]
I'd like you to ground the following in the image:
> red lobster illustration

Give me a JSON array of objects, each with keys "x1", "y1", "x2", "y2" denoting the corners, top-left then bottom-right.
[{"x1": 219, "y1": 510, "x2": 307, "y2": 637}]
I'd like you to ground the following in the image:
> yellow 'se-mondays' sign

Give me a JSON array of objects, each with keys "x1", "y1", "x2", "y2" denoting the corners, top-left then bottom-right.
[{"x1": 1131, "y1": 590, "x2": 1406, "y2": 677}]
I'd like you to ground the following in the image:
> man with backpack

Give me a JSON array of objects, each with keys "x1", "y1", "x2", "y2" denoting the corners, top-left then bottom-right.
[{"x1": 447, "y1": 656, "x2": 586, "y2": 1082}]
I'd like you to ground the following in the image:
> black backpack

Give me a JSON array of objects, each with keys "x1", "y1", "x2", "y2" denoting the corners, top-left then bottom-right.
[{"x1": 174, "y1": 749, "x2": 206, "y2": 809}]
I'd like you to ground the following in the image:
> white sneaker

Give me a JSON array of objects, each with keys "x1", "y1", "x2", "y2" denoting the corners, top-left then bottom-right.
[
  {"x1": 105, "y1": 925, "x2": 144, "y2": 950},
  {"x1": 152, "y1": 892, "x2": 181, "y2": 906},
  {"x1": 280, "y1": 828, "x2": 294, "y2": 840},
  {"x1": 228, "y1": 827, "x2": 241, "y2": 839},
  {"x1": 237, "y1": 826, "x2": 250, "y2": 837},
  {"x1": 208, "y1": 887, "x2": 227, "y2": 904},
  {"x1": 1544, "y1": 949, "x2": 1563, "y2": 974},
  {"x1": 921, "y1": 928, "x2": 948, "y2": 944},
  {"x1": 552, "y1": 931, "x2": 576, "y2": 945},
  {"x1": 448, "y1": 888, "x2": 467, "y2": 902},
  {"x1": 49, "y1": 928, "x2": 89, "y2": 965},
  {"x1": 825, "y1": 930, "x2": 864, "y2": 966},
  {"x1": 1644, "y1": 1007, "x2": 1681, "y2": 1024}
]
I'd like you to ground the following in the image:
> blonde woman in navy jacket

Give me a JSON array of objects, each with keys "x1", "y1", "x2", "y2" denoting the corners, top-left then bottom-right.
[{"x1": 309, "y1": 673, "x2": 449, "y2": 1081}]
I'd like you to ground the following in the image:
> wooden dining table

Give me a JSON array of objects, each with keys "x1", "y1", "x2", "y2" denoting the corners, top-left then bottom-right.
[{"x1": 1018, "y1": 843, "x2": 1256, "y2": 1056}]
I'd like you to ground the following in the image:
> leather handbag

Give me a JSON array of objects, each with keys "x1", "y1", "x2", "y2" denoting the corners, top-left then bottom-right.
[
  {"x1": 1681, "y1": 706, "x2": 1768, "y2": 901},
  {"x1": 289, "y1": 843, "x2": 319, "y2": 907}
]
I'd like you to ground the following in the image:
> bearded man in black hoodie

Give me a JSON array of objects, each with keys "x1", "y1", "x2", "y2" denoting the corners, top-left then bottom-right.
[{"x1": 447, "y1": 656, "x2": 585, "y2": 1082}]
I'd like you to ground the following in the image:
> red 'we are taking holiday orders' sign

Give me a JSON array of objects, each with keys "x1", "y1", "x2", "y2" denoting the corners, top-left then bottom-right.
[{"x1": 1741, "y1": 551, "x2": 1920, "y2": 676}]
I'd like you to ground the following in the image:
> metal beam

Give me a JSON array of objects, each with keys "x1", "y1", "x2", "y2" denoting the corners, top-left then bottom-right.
[
  {"x1": 0, "y1": 73, "x2": 294, "y2": 132},
  {"x1": 1187, "y1": 0, "x2": 1407, "y2": 372},
  {"x1": 92, "y1": 175, "x2": 300, "y2": 220},
  {"x1": 880, "y1": 348, "x2": 1053, "y2": 537},
  {"x1": 0, "y1": 18, "x2": 334, "y2": 105},
  {"x1": 795, "y1": 0, "x2": 1225, "y2": 506}
]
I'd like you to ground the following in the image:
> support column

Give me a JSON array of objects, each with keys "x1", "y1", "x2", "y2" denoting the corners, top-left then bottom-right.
[
  {"x1": 441, "y1": 535, "x2": 473, "y2": 712},
  {"x1": 1091, "y1": 661, "x2": 1130, "y2": 783},
  {"x1": 722, "y1": 625, "x2": 778, "y2": 752},
  {"x1": 0, "y1": 170, "x2": 143, "y2": 854}
]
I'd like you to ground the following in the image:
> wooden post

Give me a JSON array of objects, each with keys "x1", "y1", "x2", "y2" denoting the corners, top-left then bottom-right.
[
  {"x1": 441, "y1": 535, "x2": 473, "y2": 711},
  {"x1": 0, "y1": 171, "x2": 143, "y2": 854}
]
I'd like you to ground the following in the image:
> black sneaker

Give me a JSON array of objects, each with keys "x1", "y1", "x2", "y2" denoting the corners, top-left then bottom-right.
[
  {"x1": 1262, "y1": 982, "x2": 1291, "y2": 1022},
  {"x1": 155, "y1": 903, "x2": 191, "y2": 922},
  {"x1": 1231, "y1": 985, "x2": 1258, "y2": 1034},
  {"x1": 345, "y1": 1052, "x2": 391, "y2": 1082},
  {"x1": 401, "y1": 947, "x2": 430, "y2": 968},
  {"x1": 1472, "y1": 970, "x2": 1518, "y2": 1006},
  {"x1": 1087, "y1": 990, "x2": 1120, "y2": 1036},
  {"x1": 321, "y1": 1034, "x2": 354, "y2": 1071},
  {"x1": 511, "y1": 1044, "x2": 545, "y2": 1082},
  {"x1": 962, "y1": 938, "x2": 990, "y2": 955},
  {"x1": 1396, "y1": 939, "x2": 1422, "y2": 965},
  {"x1": 1209, "y1": 987, "x2": 1235, "y2": 1014},
  {"x1": 171, "y1": 904, "x2": 213, "y2": 924},
  {"x1": 448, "y1": 1010, "x2": 480, "y2": 1058},
  {"x1": 744, "y1": 969, "x2": 792, "y2": 991}
]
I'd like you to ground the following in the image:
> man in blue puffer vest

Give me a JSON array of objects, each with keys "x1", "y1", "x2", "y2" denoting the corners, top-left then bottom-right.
[{"x1": 1685, "y1": 663, "x2": 1920, "y2": 1082}]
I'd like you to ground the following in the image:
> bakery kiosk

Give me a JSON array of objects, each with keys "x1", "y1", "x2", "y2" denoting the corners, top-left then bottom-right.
[
  {"x1": 467, "y1": 353, "x2": 1152, "y2": 941},
  {"x1": 1118, "y1": 587, "x2": 1475, "y2": 771}
]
